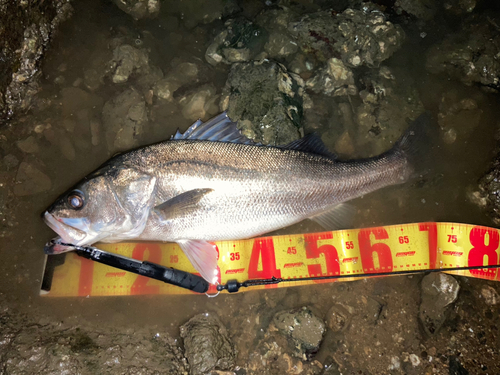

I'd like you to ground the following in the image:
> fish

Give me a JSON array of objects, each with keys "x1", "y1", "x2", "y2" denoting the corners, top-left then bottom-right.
[{"x1": 43, "y1": 112, "x2": 431, "y2": 283}]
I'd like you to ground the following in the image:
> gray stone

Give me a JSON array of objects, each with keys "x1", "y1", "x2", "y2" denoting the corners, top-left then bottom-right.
[
  {"x1": 180, "y1": 312, "x2": 235, "y2": 375},
  {"x1": 426, "y1": 14, "x2": 500, "y2": 92},
  {"x1": 326, "y1": 304, "x2": 351, "y2": 332},
  {"x1": 272, "y1": 306, "x2": 326, "y2": 359},
  {"x1": 180, "y1": 84, "x2": 217, "y2": 121},
  {"x1": 306, "y1": 58, "x2": 357, "y2": 97},
  {"x1": 14, "y1": 162, "x2": 51, "y2": 196},
  {"x1": 395, "y1": 0, "x2": 437, "y2": 20},
  {"x1": 476, "y1": 150, "x2": 500, "y2": 225},
  {"x1": 205, "y1": 18, "x2": 267, "y2": 66},
  {"x1": 419, "y1": 273, "x2": 460, "y2": 335},
  {"x1": 102, "y1": 88, "x2": 149, "y2": 152},
  {"x1": 112, "y1": 0, "x2": 160, "y2": 20},
  {"x1": 351, "y1": 66, "x2": 424, "y2": 157},
  {"x1": 16, "y1": 136, "x2": 39, "y2": 153},
  {"x1": 289, "y1": 8, "x2": 405, "y2": 66},
  {"x1": 437, "y1": 91, "x2": 483, "y2": 143},
  {"x1": 0, "y1": 0, "x2": 73, "y2": 124},
  {"x1": 264, "y1": 31, "x2": 298, "y2": 59},
  {"x1": 220, "y1": 60, "x2": 304, "y2": 145},
  {"x1": 3, "y1": 154, "x2": 19, "y2": 170},
  {"x1": 481, "y1": 286, "x2": 500, "y2": 305},
  {"x1": 110, "y1": 44, "x2": 149, "y2": 84},
  {"x1": 154, "y1": 62, "x2": 199, "y2": 102}
]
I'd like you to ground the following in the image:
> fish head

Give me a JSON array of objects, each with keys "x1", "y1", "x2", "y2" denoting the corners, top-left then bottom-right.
[{"x1": 44, "y1": 167, "x2": 157, "y2": 253}]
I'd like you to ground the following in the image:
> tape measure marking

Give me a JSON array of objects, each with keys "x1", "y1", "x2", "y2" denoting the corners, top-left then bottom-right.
[{"x1": 41, "y1": 222, "x2": 500, "y2": 296}]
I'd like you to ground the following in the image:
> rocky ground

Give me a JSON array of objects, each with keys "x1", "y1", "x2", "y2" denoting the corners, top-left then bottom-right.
[{"x1": 1, "y1": 0, "x2": 500, "y2": 373}]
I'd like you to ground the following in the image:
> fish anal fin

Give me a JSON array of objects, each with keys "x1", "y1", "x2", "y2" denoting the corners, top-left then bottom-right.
[
  {"x1": 153, "y1": 188, "x2": 213, "y2": 221},
  {"x1": 309, "y1": 203, "x2": 356, "y2": 231},
  {"x1": 177, "y1": 240, "x2": 219, "y2": 284}
]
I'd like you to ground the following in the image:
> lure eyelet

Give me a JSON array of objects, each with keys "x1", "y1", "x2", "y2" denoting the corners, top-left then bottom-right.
[{"x1": 68, "y1": 190, "x2": 85, "y2": 210}]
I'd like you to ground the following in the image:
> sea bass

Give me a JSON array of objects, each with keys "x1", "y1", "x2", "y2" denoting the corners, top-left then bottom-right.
[{"x1": 44, "y1": 112, "x2": 430, "y2": 283}]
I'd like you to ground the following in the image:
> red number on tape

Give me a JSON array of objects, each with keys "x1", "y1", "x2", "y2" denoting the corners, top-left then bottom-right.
[
  {"x1": 78, "y1": 257, "x2": 94, "y2": 296},
  {"x1": 131, "y1": 244, "x2": 162, "y2": 294},
  {"x1": 248, "y1": 238, "x2": 281, "y2": 283},
  {"x1": 468, "y1": 226, "x2": 500, "y2": 280},
  {"x1": 304, "y1": 233, "x2": 340, "y2": 281},
  {"x1": 419, "y1": 223, "x2": 437, "y2": 268},
  {"x1": 358, "y1": 228, "x2": 393, "y2": 272}
]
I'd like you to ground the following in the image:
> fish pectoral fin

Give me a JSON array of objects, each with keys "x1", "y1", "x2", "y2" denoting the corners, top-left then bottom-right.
[
  {"x1": 177, "y1": 240, "x2": 219, "y2": 284},
  {"x1": 309, "y1": 203, "x2": 356, "y2": 231},
  {"x1": 153, "y1": 188, "x2": 214, "y2": 221}
]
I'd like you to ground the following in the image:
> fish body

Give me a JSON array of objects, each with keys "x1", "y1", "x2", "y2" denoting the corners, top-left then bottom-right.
[{"x1": 44, "y1": 112, "x2": 428, "y2": 282}]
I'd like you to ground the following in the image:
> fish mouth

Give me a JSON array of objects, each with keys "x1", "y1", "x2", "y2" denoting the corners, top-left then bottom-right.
[{"x1": 43, "y1": 211, "x2": 88, "y2": 254}]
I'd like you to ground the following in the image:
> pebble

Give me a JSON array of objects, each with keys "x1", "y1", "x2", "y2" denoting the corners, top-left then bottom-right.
[
  {"x1": 16, "y1": 136, "x2": 39, "y2": 153},
  {"x1": 3, "y1": 154, "x2": 19, "y2": 170},
  {"x1": 14, "y1": 162, "x2": 51, "y2": 196},
  {"x1": 481, "y1": 285, "x2": 499, "y2": 305}
]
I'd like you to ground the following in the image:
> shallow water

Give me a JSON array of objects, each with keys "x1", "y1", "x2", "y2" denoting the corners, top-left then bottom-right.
[{"x1": 1, "y1": 0, "x2": 500, "y2": 373}]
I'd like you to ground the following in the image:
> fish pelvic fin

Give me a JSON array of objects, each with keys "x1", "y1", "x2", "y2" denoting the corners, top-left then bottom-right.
[{"x1": 177, "y1": 240, "x2": 219, "y2": 284}]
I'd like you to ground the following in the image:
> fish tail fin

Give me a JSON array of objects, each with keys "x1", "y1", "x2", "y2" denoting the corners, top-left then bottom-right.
[{"x1": 391, "y1": 111, "x2": 436, "y2": 181}]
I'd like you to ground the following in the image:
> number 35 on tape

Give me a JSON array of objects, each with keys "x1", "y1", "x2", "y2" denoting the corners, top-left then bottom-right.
[{"x1": 40, "y1": 222, "x2": 500, "y2": 297}]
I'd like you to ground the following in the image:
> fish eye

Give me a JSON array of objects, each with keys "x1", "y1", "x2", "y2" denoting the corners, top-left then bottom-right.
[{"x1": 67, "y1": 190, "x2": 85, "y2": 210}]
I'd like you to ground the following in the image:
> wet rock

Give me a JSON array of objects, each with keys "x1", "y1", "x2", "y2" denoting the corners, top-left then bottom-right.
[
  {"x1": 350, "y1": 66, "x2": 424, "y2": 157},
  {"x1": 220, "y1": 60, "x2": 303, "y2": 145},
  {"x1": 110, "y1": 44, "x2": 150, "y2": 84},
  {"x1": 154, "y1": 62, "x2": 199, "y2": 102},
  {"x1": 205, "y1": 18, "x2": 267, "y2": 66},
  {"x1": 0, "y1": 302, "x2": 188, "y2": 374},
  {"x1": 481, "y1": 286, "x2": 500, "y2": 305},
  {"x1": 426, "y1": 14, "x2": 500, "y2": 92},
  {"x1": 14, "y1": 162, "x2": 51, "y2": 196},
  {"x1": 395, "y1": 0, "x2": 437, "y2": 20},
  {"x1": 264, "y1": 30, "x2": 299, "y2": 59},
  {"x1": 0, "y1": 0, "x2": 73, "y2": 124},
  {"x1": 90, "y1": 119, "x2": 101, "y2": 146},
  {"x1": 180, "y1": 312, "x2": 235, "y2": 375},
  {"x1": 306, "y1": 58, "x2": 357, "y2": 97},
  {"x1": 272, "y1": 306, "x2": 326, "y2": 359},
  {"x1": 289, "y1": 8, "x2": 405, "y2": 66},
  {"x1": 255, "y1": 7, "x2": 298, "y2": 59},
  {"x1": 419, "y1": 273, "x2": 460, "y2": 335},
  {"x1": 112, "y1": 0, "x2": 160, "y2": 20},
  {"x1": 60, "y1": 87, "x2": 102, "y2": 117},
  {"x1": 474, "y1": 150, "x2": 500, "y2": 225},
  {"x1": 3, "y1": 154, "x2": 19, "y2": 170},
  {"x1": 102, "y1": 87, "x2": 149, "y2": 152},
  {"x1": 180, "y1": 84, "x2": 217, "y2": 121},
  {"x1": 164, "y1": 0, "x2": 232, "y2": 29},
  {"x1": 325, "y1": 304, "x2": 351, "y2": 332},
  {"x1": 289, "y1": 53, "x2": 317, "y2": 76},
  {"x1": 443, "y1": 0, "x2": 479, "y2": 15},
  {"x1": 437, "y1": 91, "x2": 483, "y2": 144},
  {"x1": 16, "y1": 136, "x2": 40, "y2": 154}
]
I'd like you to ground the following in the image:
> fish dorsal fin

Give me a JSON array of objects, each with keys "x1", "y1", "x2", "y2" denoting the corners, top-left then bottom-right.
[
  {"x1": 172, "y1": 112, "x2": 256, "y2": 145},
  {"x1": 282, "y1": 133, "x2": 337, "y2": 159}
]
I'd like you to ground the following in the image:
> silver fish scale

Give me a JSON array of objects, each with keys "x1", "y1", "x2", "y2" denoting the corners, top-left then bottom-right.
[{"x1": 116, "y1": 139, "x2": 410, "y2": 242}]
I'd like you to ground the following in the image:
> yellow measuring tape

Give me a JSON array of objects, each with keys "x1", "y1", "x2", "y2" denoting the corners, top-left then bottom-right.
[{"x1": 40, "y1": 222, "x2": 500, "y2": 297}]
